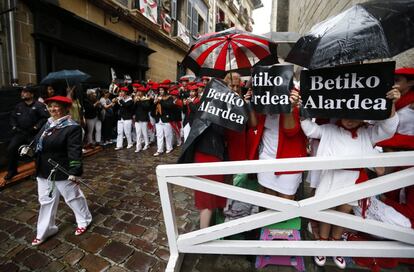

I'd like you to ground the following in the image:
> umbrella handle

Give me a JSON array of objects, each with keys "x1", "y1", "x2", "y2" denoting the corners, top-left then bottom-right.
[{"x1": 227, "y1": 46, "x2": 232, "y2": 73}]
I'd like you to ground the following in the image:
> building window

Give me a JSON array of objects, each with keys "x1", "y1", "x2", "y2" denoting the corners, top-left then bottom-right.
[
  {"x1": 198, "y1": 15, "x2": 205, "y2": 35},
  {"x1": 171, "y1": 0, "x2": 177, "y2": 20},
  {"x1": 192, "y1": 7, "x2": 199, "y2": 37},
  {"x1": 186, "y1": 1, "x2": 192, "y2": 33},
  {"x1": 217, "y1": 7, "x2": 225, "y2": 23}
]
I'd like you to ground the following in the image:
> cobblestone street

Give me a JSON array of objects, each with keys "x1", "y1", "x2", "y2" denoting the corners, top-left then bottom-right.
[
  {"x1": 0, "y1": 146, "x2": 198, "y2": 272},
  {"x1": 0, "y1": 146, "x2": 412, "y2": 272}
]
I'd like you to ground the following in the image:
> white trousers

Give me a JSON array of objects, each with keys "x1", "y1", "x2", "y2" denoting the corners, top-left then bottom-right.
[
  {"x1": 116, "y1": 119, "x2": 132, "y2": 148},
  {"x1": 134, "y1": 121, "x2": 149, "y2": 150},
  {"x1": 86, "y1": 117, "x2": 102, "y2": 144},
  {"x1": 36, "y1": 177, "x2": 92, "y2": 240},
  {"x1": 155, "y1": 121, "x2": 173, "y2": 153},
  {"x1": 148, "y1": 115, "x2": 156, "y2": 142}
]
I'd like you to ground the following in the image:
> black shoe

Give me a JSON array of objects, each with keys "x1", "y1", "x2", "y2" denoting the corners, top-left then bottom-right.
[{"x1": 4, "y1": 172, "x2": 17, "y2": 180}]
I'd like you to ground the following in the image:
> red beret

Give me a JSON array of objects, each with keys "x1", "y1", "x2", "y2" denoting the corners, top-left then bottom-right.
[
  {"x1": 160, "y1": 79, "x2": 171, "y2": 85},
  {"x1": 187, "y1": 81, "x2": 196, "y2": 86},
  {"x1": 151, "y1": 83, "x2": 159, "y2": 90},
  {"x1": 196, "y1": 82, "x2": 205, "y2": 87},
  {"x1": 132, "y1": 83, "x2": 142, "y2": 88},
  {"x1": 188, "y1": 85, "x2": 198, "y2": 91},
  {"x1": 137, "y1": 86, "x2": 147, "y2": 92},
  {"x1": 169, "y1": 89, "x2": 179, "y2": 96},
  {"x1": 45, "y1": 95, "x2": 72, "y2": 105},
  {"x1": 201, "y1": 76, "x2": 210, "y2": 80},
  {"x1": 395, "y1": 68, "x2": 414, "y2": 76},
  {"x1": 179, "y1": 77, "x2": 189, "y2": 82},
  {"x1": 119, "y1": 87, "x2": 130, "y2": 93}
]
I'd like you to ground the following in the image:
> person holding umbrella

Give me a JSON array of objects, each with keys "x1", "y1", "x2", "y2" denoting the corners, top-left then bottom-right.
[
  {"x1": 291, "y1": 87, "x2": 401, "y2": 269},
  {"x1": 178, "y1": 72, "x2": 256, "y2": 228},
  {"x1": 31, "y1": 96, "x2": 92, "y2": 246}
]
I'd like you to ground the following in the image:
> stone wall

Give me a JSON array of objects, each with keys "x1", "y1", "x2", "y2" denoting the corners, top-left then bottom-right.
[
  {"x1": 287, "y1": 0, "x2": 414, "y2": 68},
  {"x1": 15, "y1": 1, "x2": 36, "y2": 85},
  {"x1": 1, "y1": 1, "x2": 37, "y2": 86},
  {"x1": 59, "y1": 0, "x2": 186, "y2": 82}
]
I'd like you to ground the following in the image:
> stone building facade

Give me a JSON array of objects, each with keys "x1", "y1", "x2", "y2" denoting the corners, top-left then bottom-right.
[
  {"x1": 0, "y1": 0, "x2": 261, "y2": 87},
  {"x1": 286, "y1": 0, "x2": 414, "y2": 68}
]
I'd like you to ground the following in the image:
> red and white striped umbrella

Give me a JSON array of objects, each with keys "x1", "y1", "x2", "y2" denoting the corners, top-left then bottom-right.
[{"x1": 182, "y1": 28, "x2": 278, "y2": 77}]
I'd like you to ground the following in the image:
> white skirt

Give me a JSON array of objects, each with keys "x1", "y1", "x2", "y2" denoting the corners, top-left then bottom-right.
[
  {"x1": 258, "y1": 149, "x2": 302, "y2": 195},
  {"x1": 315, "y1": 169, "x2": 359, "y2": 206}
]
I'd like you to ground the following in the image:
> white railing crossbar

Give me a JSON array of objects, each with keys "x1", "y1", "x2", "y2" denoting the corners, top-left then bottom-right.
[{"x1": 156, "y1": 151, "x2": 414, "y2": 272}]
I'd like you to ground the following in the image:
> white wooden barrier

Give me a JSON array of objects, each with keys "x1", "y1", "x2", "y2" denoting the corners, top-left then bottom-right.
[{"x1": 156, "y1": 151, "x2": 414, "y2": 272}]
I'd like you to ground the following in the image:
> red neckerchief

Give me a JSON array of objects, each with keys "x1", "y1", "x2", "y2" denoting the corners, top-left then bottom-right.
[
  {"x1": 335, "y1": 120, "x2": 365, "y2": 139},
  {"x1": 395, "y1": 91, "x2": 414, "y2": 111}
]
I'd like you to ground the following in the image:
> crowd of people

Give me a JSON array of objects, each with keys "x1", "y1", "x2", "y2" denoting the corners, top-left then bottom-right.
[
  {"x1": 177, "y1": 68, "x2": 414, "y2": 270},
  {"x1": 4, "y1": 66, "x2": 413, "y2": 269},
  {"x1": 5, "y1": 75, "x2": 211, "y2": 182}
]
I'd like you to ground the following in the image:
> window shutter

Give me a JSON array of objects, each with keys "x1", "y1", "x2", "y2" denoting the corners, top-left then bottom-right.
[
  {"x1": 171, "y1": 0, "x2": 177, "y2": 20},
  {"x1": 192, "y1": 7, "x2": 198, "y2": 36},
  {"x1": 186, "y1": 1, "x2": 192, "y2": 33}
]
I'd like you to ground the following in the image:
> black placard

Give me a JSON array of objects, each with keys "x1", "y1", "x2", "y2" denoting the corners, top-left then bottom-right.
[
  {"x1": 300, "y1": 62, "x2": 395, "y2": 120},
  {"x1": 251, "y1": 65, "x2": 293, "y2": 114},
  {"x1": 196, "y1": 78, "x2": 249, "y2": 132}
]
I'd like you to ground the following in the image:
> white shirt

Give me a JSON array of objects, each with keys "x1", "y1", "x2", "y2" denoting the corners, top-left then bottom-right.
[
  {"x1": 301, "y1": 114, "x2": 399, "y2": 198},
  {"x1": 397, "y1": 105, "x2": 414, "y2": 135}
]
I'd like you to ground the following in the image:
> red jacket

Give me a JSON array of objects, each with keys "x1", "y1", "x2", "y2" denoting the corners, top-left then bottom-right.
[
  {"x1": 248, "y1": 108, "x2": 307, "y2": 174},
  {"x1": 384, "y1": 186, "x2": 414, "y2": 229}
]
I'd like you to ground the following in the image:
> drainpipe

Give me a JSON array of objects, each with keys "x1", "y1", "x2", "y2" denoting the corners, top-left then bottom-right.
[
  {"x1": 7, "y1": 0, "x2": 18, "y2": 85},
  {"x1": 0, "y1": 41, "x2": 5, "y2": 86}
]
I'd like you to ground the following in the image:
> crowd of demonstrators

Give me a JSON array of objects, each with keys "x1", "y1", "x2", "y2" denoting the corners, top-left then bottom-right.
[
  {"x1": 4, "y1": 64, "x2": 413, "y2": 267},
  {"x1": 99, "y1": 76, "x2": 209, "y2": 155},
  {"x1": 175, "y1": 67, "x2": 414, "y2": 269}
]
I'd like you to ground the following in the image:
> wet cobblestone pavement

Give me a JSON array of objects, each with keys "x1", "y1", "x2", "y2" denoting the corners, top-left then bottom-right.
[
  {"x1": 0, "y1": 145, "x2": 198, "y2": 272},
  {"x1": 0, "y1": 145, "x2": 412, "y2": 272}
]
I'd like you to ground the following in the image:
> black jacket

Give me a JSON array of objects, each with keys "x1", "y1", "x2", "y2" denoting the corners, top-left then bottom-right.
[
  {"x1": 11, "y1": 100, "x2": 49, "y2": 135},
  {"x1": 178, "y1": 119, "x2": 226, "y2": 163},
  {"x1": 115, "y1": 97, "x2": 134, "y2": 120},
  {"x1": 83, "y1": 99, "x2": 99, "y2": 119},
  {"x1": 183, "y1": 98, "x2": 200, "y2": 126},
  {"x1": 170, "y1": 100, "x2": 183, "y2": 122},
  {"x1": 152, "y1": 96, "x2": 174, "y2": 123},
  {"x1": 133, "y1": 98, "x2": 153, "y2": 122},
  {"x1": 35, "y1": 122, "x2": 83, "y2": 180}
]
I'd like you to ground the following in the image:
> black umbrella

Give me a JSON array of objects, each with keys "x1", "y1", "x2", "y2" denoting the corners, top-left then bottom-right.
[
  {"x1": 286, "y1": 0, "x2": 414, "y2": 69},
  {"x1": 262, "y1": 32, "x2": 300, "y2": 59},
  {"x1": 40, "y1": 70, "x2": 91, "y2": 87}
]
